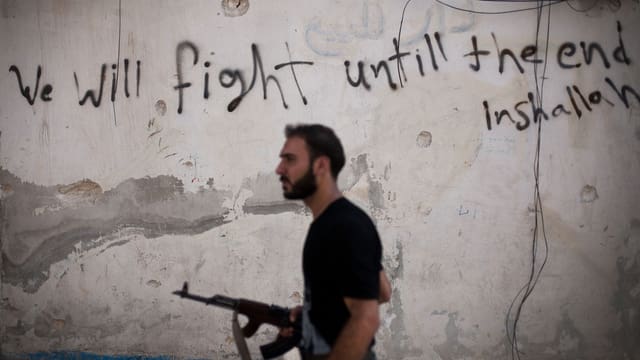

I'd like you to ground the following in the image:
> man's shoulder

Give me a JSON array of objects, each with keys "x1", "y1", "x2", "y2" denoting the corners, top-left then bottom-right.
[
  {"x1": 327, "y1": 198, "x2": 377, "y2": 230},
  {"x1": 331, "y1": 197, "x2": 370, "y2": 218}
]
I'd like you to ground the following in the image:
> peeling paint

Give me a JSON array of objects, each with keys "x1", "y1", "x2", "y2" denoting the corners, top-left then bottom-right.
[
  {"x1": 241, "y1": 172, "x2": 304, "y2": 215},
  {"x1": 0, "y1": 169, "x2": 231, "y2": 293},
  {"x1": 57, "y1": 179, "x2": 102, "y2": 207},
  {"x1": 344, "y1": 154, "x2": 386, "y2": 213},
  {"x1": 381, "y1": 238, "x2": 423, "y2": 359}
]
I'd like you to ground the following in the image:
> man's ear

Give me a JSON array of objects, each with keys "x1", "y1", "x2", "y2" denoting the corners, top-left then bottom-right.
[{"x1": 313, "y1": 156, "x2": 331, "y2": 177}]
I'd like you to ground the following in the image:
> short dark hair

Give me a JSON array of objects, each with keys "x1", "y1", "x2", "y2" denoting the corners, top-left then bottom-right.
[{"x1": 285, "y1": 124, "x2": 345, "y2": 179}]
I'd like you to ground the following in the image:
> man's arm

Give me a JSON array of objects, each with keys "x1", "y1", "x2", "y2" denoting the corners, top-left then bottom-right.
[
  {"x1": 379, "y1": 270, "x2": 391, "y2": 304},
  {"x1": 327, "y1": 298, "x2": 380, "y2": 360}
]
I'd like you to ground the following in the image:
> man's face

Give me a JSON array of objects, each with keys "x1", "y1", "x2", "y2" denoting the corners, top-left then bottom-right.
[{"x1": 276, "y1": 136, "x2": 317, "y2": 199}]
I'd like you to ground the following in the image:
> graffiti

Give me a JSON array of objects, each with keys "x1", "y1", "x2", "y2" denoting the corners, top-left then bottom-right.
[
  {"x1": 174, "y1": 42, "x2": 314, "y2": 114},
  {"x1": 4, "y1": 21, "x2": 636, "y2": 129},
  {"x1": 8, "y1": 60, "x2": 140, "y2": 108},
  {"x1": 474, "y1": 21, "x2": 634, "y2": 131},
  {"x1": 340, "y1": 20, "x2": 635, "y2": 131},
  {"x1": 467, "y1": 25, "x2": 629, "y2": 74},
  {"x1": 558, "y1": 22, "x2": 631, "y2": 69},
  {"x1": 482, "y1": 78, "x2": 639, "y2": 131},
  {"x1": 174, "y1": 41, "x2": 198, "y2": 114},
  {"x1": 341, "y1": 21, "x2": 630, "y2": 93},
  {"x1": 344, "y1": 32, "x2": 447, "y2": 91},
  {"x1": 275, "y1": 42, "x2": 315, "y2": 105},
  {"x1": 304, "y1": 0, "x2": 384, "y2": 57},
  {"x1": 8, "y1": 65, "x2": 53, "y2": 104},
  {"x1": 72, "y1": 59, "x2": 141, "y2": 107}
]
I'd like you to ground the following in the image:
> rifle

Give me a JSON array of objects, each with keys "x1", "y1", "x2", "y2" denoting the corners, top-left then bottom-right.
[{"x1": 172, "y1": 282, "x2": 301, "y2": 359}]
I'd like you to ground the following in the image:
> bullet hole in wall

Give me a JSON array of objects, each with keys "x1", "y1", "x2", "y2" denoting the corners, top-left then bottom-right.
[
  {"x1": 221, "y1": 0, "x2": 249, "y2": 17},
  {"x1": 580, "y1": 185, "x2": 599, "y2": 203},
  {"x1": 416, "y1": 131, "x2": 432, "y2": 148},
  {"x1": 155, "y1": 100, "x2": 167, "y2": 116}
]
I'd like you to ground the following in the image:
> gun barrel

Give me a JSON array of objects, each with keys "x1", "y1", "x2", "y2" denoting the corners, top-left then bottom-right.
[
  {"x1": 172, "y1": 282, "x2": 239, "y2": 310},
  {"x1": 210, "y1": 294, "x2": 238, "y2": 310}
]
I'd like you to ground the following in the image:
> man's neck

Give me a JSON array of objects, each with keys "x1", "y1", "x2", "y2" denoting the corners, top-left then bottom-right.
[{"x1": 304, "y1": 184, "x2": 342, "y2": 219}]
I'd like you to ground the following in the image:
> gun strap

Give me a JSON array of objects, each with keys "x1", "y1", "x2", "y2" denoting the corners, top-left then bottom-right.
[{"x1": 232, "y1": 311, "x2": 252, "y2": 360}]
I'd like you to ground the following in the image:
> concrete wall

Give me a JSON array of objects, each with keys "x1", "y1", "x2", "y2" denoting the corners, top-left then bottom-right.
[{"x1": 1, "y1": 0, "x2": 639, "y2": 359}]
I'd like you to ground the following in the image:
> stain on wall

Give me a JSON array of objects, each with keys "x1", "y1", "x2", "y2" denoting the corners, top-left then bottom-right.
[
  {"x1": 240, "y1": 173, "x2": 303, "y2": 215},
  {"x1": 380, "y1": 236, "x2": 423, "y2": 359},
  {"x1": 0, "y1": 169, "x2": 231, "y2": 293},
  {"x1": 344, "y1": 154, "x2": 386, "y2": 215},
  {"x1": 433, "y1": 312, "x2": 474, "y2": 360},
  {"x1": 609, "y1": 219, "x2": 640, "y2": 360}
]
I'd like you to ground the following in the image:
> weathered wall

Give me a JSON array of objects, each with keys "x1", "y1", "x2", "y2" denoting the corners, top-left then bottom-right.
[{"x1": 1, "y1": 0, "x2": 639, "y2": 359}]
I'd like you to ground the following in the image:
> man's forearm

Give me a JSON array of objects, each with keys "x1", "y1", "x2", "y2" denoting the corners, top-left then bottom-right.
[
  {"x1": 327, "y1": 312, "x2": 379, "y2": 360},
  {"x1": 379, "y1": 270, "x2": 391, "y2": 303}
]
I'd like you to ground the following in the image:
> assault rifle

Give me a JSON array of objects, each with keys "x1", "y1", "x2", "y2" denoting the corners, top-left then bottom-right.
[{"x1": 173, "y1": 282, "x2": 301, "y2": 359}]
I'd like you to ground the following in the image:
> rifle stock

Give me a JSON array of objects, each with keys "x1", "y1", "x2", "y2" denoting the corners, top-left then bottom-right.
[{"x1": 173, "y1": 282, "x2": 301, "y2": 359}]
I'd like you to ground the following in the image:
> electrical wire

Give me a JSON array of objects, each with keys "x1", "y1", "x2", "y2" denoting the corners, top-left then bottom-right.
[
  {"x1": 393, "y1": 0, "x2": 568, "y2": 356},
  {"x1": 504, "y1": 1, "x2": 552, "y2": 359},
  {"x1": 566, "y1": 0, "x2": 600, "y2": 12},
  {"x1": 435, "y1": 0, "x2": 564, "y2": 15},
  {"x1": 427, "y1": 1, "x2": 554, "y2": 359},
  {"x1": 112, "y1": 0, "x2": 122, "y2": 126},
  {"x1": 397, "y1": 0, "x2": 415, "y2": 88}
]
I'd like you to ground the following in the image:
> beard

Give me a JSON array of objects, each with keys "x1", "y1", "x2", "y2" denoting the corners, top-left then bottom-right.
[{"x1": 281, "y1": 165, "x2": 317, "y2": 200}]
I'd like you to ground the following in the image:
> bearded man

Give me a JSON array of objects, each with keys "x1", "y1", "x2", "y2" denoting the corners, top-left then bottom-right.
[{"x1": 275, "y1": 124, "x2": 391, "y2": 360}]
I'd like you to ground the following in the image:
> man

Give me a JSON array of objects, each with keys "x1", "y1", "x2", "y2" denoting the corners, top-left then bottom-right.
[{"x1": 275, "y1": 124, "x2": 391, "y2": 360}]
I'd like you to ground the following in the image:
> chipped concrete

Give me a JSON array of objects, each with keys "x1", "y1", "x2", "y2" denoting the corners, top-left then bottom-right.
[
  {"x1": 416, "y1": 131, "x2": 433, "y2": 148},
  {"x1": 221, "y1": 0, "x2": 249, "y2": 17},
  {"x1": 342, "y1": 154, "x2": 386, "y2": 215},
  {"x1": 154, "y1": 100, "x2": 167, "y2": 117},
  {"x1": 580, "y1": 185, "x2": 599, "y2": 203},
  {"x1": 1, "y1": 169, "x2": 231, "y2": 293},
  {"x1": 241, "y1": 172, "x2": 303, "y2": 215},
  {"x1": 379, "y1": 235, "x2": 423, "y2": 359}
]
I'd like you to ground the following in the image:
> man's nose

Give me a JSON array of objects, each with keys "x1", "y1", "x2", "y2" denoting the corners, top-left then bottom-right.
[{"x1": 275, "y1": 161, "x2": 284, "y2": 175}]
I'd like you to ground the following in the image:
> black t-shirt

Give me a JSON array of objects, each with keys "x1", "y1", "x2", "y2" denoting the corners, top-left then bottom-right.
[{"x1": 302, "y1": 197, "x2": 382, "y2": 346}]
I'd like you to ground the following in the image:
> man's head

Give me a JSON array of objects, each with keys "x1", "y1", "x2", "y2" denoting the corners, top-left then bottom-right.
[{"x1": 276, "y1": 124, "x2": 345, "y2": 200}]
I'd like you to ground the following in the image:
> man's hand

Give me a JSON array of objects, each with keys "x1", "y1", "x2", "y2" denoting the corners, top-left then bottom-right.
[
  {"x1": 279, "y1": 305, "x2": 302, "y2": 338},
  {"x1": 327, "y1": 298, "x2": 379, "y2": 360}
]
